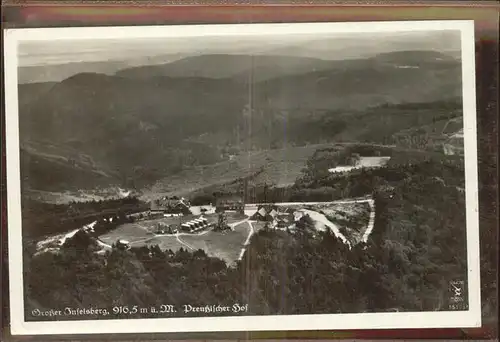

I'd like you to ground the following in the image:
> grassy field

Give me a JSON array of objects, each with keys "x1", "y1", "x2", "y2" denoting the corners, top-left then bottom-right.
[
  {"x1": 328, "y1": 156, "x2": 391, "y2": 173},
  {"x1": 139, "y1": 236, "x2": 185, "y2": 251},
  {"x1": 141, "y1": 140, "x2": 455, "y2": 202},
  {"x1": 98, "y1": 214, "x2": 213, "y2": 245},
  {"x1": 181, "y1": 222, "x2": 251, "y2": 265},
  {"x1": 99, "y1": 223, "x2": 153, "y2": 245},
  {"x1": 141, "y1": 144, "x2": 333, "y2": 199},
  {"x1": 98, "y1": 211, "x2": 251, "y2": 263}
]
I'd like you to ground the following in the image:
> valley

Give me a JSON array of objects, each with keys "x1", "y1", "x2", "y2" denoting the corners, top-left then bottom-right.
[
  {"x1": 18, "y1": 50, "x2": 462, "y2": 201},
  {"x1": 17, "y1": 43, "x2": 473, "y2": 319}
]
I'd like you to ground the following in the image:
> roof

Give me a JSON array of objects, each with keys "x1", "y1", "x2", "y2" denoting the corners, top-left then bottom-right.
[
  {"x1": 152, "y1": 197, "x2": 189, "y2": 207},
  {"x1": 182, "y1": 216, "x2": 210, "y2": 228},
  {"x1": 257, "y1": 207, "x2": 267, "y2": 216}
]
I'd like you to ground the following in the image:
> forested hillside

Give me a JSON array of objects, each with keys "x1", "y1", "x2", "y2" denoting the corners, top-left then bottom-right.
[
  {"x1": 18, "y1": 50, "x2": 462, "y2": 195},
  {"x1": 24, "y1": 155, "x2": 472, "y2": 319}
]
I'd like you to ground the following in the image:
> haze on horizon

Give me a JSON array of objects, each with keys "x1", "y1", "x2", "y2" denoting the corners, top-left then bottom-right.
[{"x1": 18, "y1": 29, "x2": 461, "y2": 83}]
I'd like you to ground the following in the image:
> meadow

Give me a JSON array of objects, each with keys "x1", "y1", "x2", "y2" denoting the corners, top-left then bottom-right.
[
  {"x1": 98, "y1": 211, "x2": 252, "y2": 264},
  {"x1": 181, "y1": 222, "x2": 253, "y2": 265},
  {"x1": 141, "y1": 144, "x2": 334, "y2": 200}
]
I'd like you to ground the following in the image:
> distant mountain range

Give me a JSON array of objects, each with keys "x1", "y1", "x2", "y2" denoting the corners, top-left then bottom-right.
[
  {"x1": 115, "y1": 54, "x2": 336, "y2": 82},
  {"x1": 19, "y1": 40, "x2": 461, "y2": 84},
  {"x1": 18, "y1": 54, "x2": 186, "y2": 84},
  {"x1": 18, "y1": 50, "x2": 463, "y2": 195}
]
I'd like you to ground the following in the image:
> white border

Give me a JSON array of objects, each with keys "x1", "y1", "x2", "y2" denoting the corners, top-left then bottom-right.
[{"x1": 4, "y1": 20, "x2": 481, "y2": 335}]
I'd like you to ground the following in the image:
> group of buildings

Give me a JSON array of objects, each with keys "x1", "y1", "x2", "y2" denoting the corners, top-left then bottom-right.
[
  {"x1": 251, "y1": 205, "x2": 296, "y2": 229},
  {"x1": 215, "y1": 195, "x2": 245, "y2": 213},
  {"x1": 180, "y1": 217, "x2": 214, "y2": 233},
  {"x1": 153, "y1": 217, "x2": 214, "y2": 234},
  {"x1": 146, "y1": 193, "x2": 246, "y2": 234},
  {"x1": 150, "y1": 196, "x2": 191, "y2": 215},
  {"x1": 150, "y1": 194, "x2": 245, "y2": 214}
]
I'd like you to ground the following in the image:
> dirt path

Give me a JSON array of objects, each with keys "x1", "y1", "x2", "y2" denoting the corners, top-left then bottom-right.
[
  {"x1": 176, "y1": 234, "x2": 195, "y2": 251},
  {"x1": 238, "y1": 221, "x2": 255, "y2": 261},
  {"x1": 361, "y1": 199, "x2": 376, "y2": 243},
  {"x1": 128, "y1": 237, "x2": 155, "y2": 245},
  {"x1": 300, "y1": 209, "x2": 352, "y2": 249},
  {"x1": 229, "y1": 218, "x2": 249, "y2": 231},
  {"x1": 96, "y1": 239, "x2": 112, "y2": 249}
]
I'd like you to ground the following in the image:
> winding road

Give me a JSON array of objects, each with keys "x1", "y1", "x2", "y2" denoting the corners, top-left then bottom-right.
[
  {"x1": 176, "y1": 234, "x2": 195, "y2": 250},
  {"x1": 361, "y1": 199, "x2": 376, "y2": 243},
  {"x1": 38, "y1": 197, "x2": 378, "y2": 263},
  {"x1": 133, "y1": 198, "x2": 376, "y2": 259},
  {"x1": 238, "y1": 221, "x2": 255, "y2": 261}
]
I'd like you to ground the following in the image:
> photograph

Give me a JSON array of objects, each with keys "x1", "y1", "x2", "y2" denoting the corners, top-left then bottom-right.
[{"x1": 4, "y1": 21, "x2": 481, "y2": 335}]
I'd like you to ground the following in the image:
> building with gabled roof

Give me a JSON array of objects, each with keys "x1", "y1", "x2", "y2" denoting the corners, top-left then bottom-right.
[
  {"x1": 151, "y1": 196, "x2": 191, "y2": 214},
  {"x1": 251, "y1": 205, "x2": 279, "y2": 221},
  {"x1": 179, "y1": 216, "x2": 212, "y2": 233},
  {"x1": 215, "y1": 194, "x2": 244, "y2": 213},
  {"x1": 269, "y1": 209, "x2": 279, "y2": 218}
]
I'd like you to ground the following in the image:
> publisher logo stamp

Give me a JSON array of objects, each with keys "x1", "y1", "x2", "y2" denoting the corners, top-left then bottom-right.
[{"x1": 448, "y1": 280, "x2": 466, "y2": 310}]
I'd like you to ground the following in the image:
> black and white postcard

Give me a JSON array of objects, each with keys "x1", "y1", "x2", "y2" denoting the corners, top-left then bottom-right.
[{"x1": 4, "y1": 21, "x2": 481, "y2": 335}]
